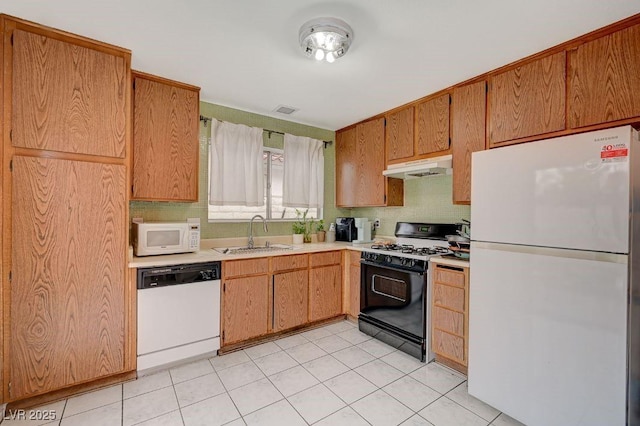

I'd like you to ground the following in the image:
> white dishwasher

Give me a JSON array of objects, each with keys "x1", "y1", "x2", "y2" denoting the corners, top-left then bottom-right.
[{"x1": 137, "y1": 262, "x2": 221, "y2": 372}]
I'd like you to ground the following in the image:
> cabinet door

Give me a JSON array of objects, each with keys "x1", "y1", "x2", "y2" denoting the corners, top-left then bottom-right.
[
  {"x1": 489, "y1": 52, "x2": 566, "y2": 144},
  {"x1": 132, "y1": 74, "x2": 199, "y2": 201},
  {"x1": 416, "y1": 94, "x2": 450, "y2": 156},
  {"x1": 272, "y1": 270, "x2": 308, "y2": 332},
  {"x1": 222, "y1": 275, "x2": 269, "y2": 345},
  {"x1": 335, "y1": 127, "x2": 357, "y2": 207},
  {"x1": 452, "y1": 81, "x2": 486, "y2": 204},
  {"x1": 309, "y1": 265, "x2": 342, "y2": 322},
  {"x1": 386, "y1": 107, "x2": 414, "y2": 163},
  {"x1": 10, "y1": 156, "x2": 126, "y2": 401},
  {"x1": 356, "y1": 118, "x2": 386, "y2": 206},
  {"x1": 569, "y1": 23, "x2": 640, "y2": 128},
  {"x1": 12, "y1": 29, "x2": 127, "y2": 158}
]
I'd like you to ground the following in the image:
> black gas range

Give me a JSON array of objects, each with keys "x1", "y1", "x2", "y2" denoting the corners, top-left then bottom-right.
[
  {"x1": 361, "y1": 244, "x2": 451, "y2": 272},
  {"x1": 358, "y1": 222, "x2": 458, "y2": 362}
]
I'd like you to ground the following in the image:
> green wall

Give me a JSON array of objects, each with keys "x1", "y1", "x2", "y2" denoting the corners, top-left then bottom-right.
[
  {"x1": 351, "y1": 176, "x2": 471, "y2": 237},
  {"x1": 130, "y1": 101, "x2": 349, "y2": 239},
  {"x1": 130, "y1": 101, "x2": 470, "y2": 240}
]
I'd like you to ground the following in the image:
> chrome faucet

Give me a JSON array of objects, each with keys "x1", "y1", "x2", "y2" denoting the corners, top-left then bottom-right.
[{"x1": 248, "y1": 215, "x2": 268, "y2": 249}]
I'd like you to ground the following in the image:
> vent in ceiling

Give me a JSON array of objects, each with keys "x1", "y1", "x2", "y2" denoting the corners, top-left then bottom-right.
[{"x1": 273, "y1": 105, "x2": 299, "y2": 115}]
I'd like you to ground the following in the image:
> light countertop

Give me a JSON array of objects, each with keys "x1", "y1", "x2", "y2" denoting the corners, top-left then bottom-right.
[
  {"x1": 430, "y1": 256, "x2": 470, "y2": 268},
  {"x1": 129, "y1": 241, "x2": 370, "y2": 268}
]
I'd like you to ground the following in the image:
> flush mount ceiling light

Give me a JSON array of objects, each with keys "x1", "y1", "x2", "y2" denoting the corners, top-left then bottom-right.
[{"x1": 299, "y1": 17, "x2": 353, "y2": 63}]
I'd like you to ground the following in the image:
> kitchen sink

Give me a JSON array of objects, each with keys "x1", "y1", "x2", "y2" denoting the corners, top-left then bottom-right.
[{"x1": 213, "y1": 244, "x2": 294, "y2": 255}]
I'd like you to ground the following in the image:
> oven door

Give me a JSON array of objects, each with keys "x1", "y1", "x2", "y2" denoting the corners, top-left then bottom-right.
[{"x1": 359, "y1": 261, "x2": 426, "y2": 340}]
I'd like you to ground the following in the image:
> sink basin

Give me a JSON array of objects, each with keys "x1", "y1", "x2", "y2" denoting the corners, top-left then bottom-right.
[{"x1": 213, "y1": 244, "x2": 294, "y2": 255}]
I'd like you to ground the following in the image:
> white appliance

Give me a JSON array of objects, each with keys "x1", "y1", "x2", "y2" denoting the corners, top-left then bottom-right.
[
  {"x1": 353, "y1": 217, "x2": 372, "y2": 243},
  {"x1": 132, "y1": 218, "x2": 200, "y2": 256},
  {"x1": 137, "y1": 262, "x2": 221, "y2": 372},
  {"x1": 382, "y1": 154, "x2": 453, "y2": 179},
  {"x1": 469, "y1": 126, "x2": 639, "y2": 426}
]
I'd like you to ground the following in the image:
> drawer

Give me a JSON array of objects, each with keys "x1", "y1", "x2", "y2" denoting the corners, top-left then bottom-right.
[
  {"x1": 433, "y1": 329, "x2": 465, "y2": 364},
  {"x1": 433, "y1": 283, "x2": 465, "y2": 312},
  {"x1": 272, "y1": 254, "x2": 309, "y2": 272},
  {"x1": 433, "y1": 306, "x2": 464, "y2": 336},
  {"x1": 223, "y1": 258, "x2": 269, "y2": 278},
  {"x1": 433, "y1": 265, "x2": 466, "y2": 288},
  {"x1": 349, "y1": 250, "x2": 362, "y2": 266},
  {"x1": 310, "y1": 251, "x2": 342, "y2": 267}
]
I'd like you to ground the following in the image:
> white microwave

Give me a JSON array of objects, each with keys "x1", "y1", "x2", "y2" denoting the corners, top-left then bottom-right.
[{"x1": 132, "y1": 219, "x2": 200, "y2": 256}]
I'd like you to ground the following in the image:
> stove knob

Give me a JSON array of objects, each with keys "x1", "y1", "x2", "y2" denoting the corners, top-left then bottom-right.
[
  {"x1": 409, "y1": 259, "x2": 416, "y2": 268},
  {"x1": 400, "y1": 257, "x2": 407, "y2": 265},
  {"x1": 385, "y1": 255, "x2": 392, "y2": 263}
]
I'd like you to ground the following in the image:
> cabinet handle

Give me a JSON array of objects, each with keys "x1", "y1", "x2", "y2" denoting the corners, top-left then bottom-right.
[
  {"x1": 436, "y1": 264, "x2": 464, "y2": 272},
  {"x1": 271, "y1": 275, "x2": 275, "y2": 329}
]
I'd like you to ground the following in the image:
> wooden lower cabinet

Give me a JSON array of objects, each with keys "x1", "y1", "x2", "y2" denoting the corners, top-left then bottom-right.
[
  {"x1": 431, "y1": 261, "x2": 469, "y2": 374},
  {"x1": 272, "y1": 270, "x2": 308, "y2": 332},
  {"x1": 309, "y1": 264, "x2": 342, "y2": 322},
  {"x1": 222, "y1": 251, "x2": 346, "y2": 347},
  {"x1": 222, "y1": 275, "x2": 269, "y2": 345}
]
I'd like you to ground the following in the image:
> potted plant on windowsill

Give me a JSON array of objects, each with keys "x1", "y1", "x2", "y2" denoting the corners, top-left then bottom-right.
[
  {"x1": 293, "y1": 209, "x2": 316, "y2": 243},
  {"x1": 292, "y1": 218, "x2": 305, "y2": 245},
  {"x1": 316, "y1": 219, "x2": 326, "y2": 242}
]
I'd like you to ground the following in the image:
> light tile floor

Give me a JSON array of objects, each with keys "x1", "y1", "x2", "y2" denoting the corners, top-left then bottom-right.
[{"x1": 1, "y1": 320, "x2": 526, "y2": 426}]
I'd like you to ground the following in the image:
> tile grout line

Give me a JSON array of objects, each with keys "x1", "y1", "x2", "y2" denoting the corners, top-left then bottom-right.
[
  {"x1": 169, "y1": 369, "x2": 186, "y2": 426},
  {"x1": 209, "y1": 356, "x2": 247, "y2": 424},
  {"x1": 236, "y1": 323, "x2": 356, "y2": 424},
  {"x1": 442, "y1": 381, "x2": 501, "y2": 424}
]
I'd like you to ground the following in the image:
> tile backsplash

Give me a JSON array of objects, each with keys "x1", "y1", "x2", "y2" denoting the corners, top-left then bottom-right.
[{"x1": 351, "y1": 176, "x2": 471, "y2": 237}]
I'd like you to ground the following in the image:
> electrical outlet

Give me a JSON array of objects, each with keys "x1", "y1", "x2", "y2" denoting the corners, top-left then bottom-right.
[{"x1": 374, "y1": 218, "x2": 381, "y2": 228}]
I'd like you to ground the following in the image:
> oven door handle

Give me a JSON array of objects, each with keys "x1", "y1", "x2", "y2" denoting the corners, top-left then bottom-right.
[{"x1": 360, "y1": 260, "x2": 424, "y2": 275}]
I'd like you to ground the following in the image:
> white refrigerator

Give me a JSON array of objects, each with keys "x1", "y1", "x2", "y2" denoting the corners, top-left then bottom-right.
[{"x1": 469, "y1": 125, "x2": 639, "y2": 426}]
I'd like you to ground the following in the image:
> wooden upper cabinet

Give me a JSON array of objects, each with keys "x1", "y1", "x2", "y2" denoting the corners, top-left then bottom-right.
[
  {"x1": 335, "y1": 126, "x2": 357, "y2": 207},
  {"x1": 489, "y1": 52, "x2": 566, "y2": 145},
  {"x1": 335, "y1": 117, "x2": 403, "y2": 207},
  {"x1": 386, "y1": 107, "x2": 414, "y2": 163},
  {"x1": 569, "y1": 23, "x2": 640, "y2": 128},
  {"x1": 416, "y1": 93, "x2": 450, "y2": 156},
  {"x1": 11, "y1": 29, "x2": 128, "y2": 158},
  {"x1": 452, "y1": 81, "x2": 486, "y2": 204},
  {"x1": 132, "y1": 72, "x2": 200, "y2": 201},
  {"x1": 10, "y1": 156, "x2": 127, "y2": 400},
  {"x1": 356, "y1": 117, "x2": 386, "y2": 206}
]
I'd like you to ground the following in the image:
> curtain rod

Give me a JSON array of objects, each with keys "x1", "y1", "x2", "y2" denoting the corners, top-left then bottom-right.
[{"x1": 199, "y1": 115, "x2": 333, "y2": 149}]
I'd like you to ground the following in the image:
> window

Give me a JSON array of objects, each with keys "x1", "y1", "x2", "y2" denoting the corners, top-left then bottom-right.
[{"x1": 208, "y1": 148, "x2": 321, "y2": 221}]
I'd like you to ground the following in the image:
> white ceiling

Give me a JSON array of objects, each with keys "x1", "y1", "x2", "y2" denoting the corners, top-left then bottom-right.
[{"x1": 3, "y1": 1, "x2": 640, "y2": 130}]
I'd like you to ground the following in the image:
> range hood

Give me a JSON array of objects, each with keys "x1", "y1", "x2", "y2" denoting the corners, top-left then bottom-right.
[{"x1": 382, "y1": 154, "x2": 453, "y2": 179}]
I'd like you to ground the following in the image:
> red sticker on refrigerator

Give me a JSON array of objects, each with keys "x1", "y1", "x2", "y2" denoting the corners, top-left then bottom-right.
[{"x1": 601, "y1": 144, "x2": 628, "y2": 162}]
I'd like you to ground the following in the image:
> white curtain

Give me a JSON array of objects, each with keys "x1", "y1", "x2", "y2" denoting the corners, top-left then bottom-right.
[
  {"x1": 283, "y1": 134, "x2": 324, "y2": 208},
  {"x1": 209, "y1": 120, "x2": 264, "y2": 206}
]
